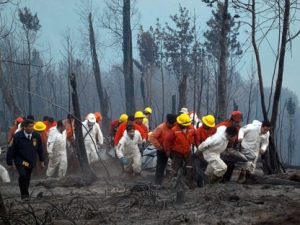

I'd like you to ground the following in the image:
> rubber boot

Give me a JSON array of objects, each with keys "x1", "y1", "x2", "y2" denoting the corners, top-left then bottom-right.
[
  {"x1": 221, "y1": 163, "x2": 235, "y2": 182},
  {"x1": 237, "y1": 169, "x2": 246, "y2": 184}
]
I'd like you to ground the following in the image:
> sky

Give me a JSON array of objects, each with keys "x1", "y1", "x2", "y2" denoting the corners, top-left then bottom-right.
[{"x1": 2, "y1": 0, "x2": 300, "y2": 101}]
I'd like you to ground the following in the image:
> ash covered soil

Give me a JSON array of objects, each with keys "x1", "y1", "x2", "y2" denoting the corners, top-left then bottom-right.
[{"x1": 1, "y1": 156, "x2": 300, "y2": 225}]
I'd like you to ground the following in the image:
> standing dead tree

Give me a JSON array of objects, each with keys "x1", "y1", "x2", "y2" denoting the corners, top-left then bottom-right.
[
  {"x1": 18, "y1": 7, "x2": 41, "y2": 115},
  {"x1": 88, "y1": 12, "x2": 110, "y2": 133},
  {"x1": 232, "y1": 0, "x2": 300, "y2": 173},
  {"x1": 0, "y1": 1, "x2": 23, "y2": 118},
  {"x1": 70, "y1": 73, "x2": 97, "y2": 179}
]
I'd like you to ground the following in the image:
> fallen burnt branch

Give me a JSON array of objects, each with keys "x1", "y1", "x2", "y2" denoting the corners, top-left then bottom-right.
[
  {"x1": 105, "y1": 183, "x2": 176, "y2": 211},
  {"x1": 0, "y1": 193, "x2": 114, "y2": 224},
  {"x1": 35, "y1": 175, "x2": 96, "y2": 188},
  {"x1": 244, "y1": 172, "x2": 300, "y2": 186}
]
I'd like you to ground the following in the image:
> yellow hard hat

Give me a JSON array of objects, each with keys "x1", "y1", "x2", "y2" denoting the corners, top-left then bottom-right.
[
  {"x1": 119, "y1": 114, "x2": 128, "y2": 122},
  {"x1": 202, "y1": 115, "x2": 215, "y2": 127},
  {"x1": 144, "y1": 107, "x2": 152, "y2": 114},
  {"x1": 34, "y1": 121, "x2": 47, "y2": 131},
  {"x1": 176, "y1": 114, "x2": 191, "y2": 126},
  {"x1": 143, "y1": 117, "x2": 148, "y2": 124},
  {"x1": 135, "y1": 111, "x2": 145, "y2": 118}
]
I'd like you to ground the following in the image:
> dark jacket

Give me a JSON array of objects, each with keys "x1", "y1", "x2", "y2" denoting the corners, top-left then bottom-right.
[{"x1": 6, "y1": 130, "x2": 44, "y2": 168}]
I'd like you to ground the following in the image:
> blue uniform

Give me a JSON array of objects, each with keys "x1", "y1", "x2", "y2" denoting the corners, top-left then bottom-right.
[
  {"x1": 6, "y1": 129, "x2": 44, "y2": 200},
  {"x1": 7, "y1": 130, "x2": 44, "y2": 168}
]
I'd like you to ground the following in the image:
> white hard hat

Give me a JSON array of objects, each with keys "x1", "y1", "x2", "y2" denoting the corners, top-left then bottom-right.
[
  {"x1": 179, "y1": 107, "x2": 189, "y2": 114},
  {"x1": 87, "y1": 113, "x2": 96, "y2": 123}
]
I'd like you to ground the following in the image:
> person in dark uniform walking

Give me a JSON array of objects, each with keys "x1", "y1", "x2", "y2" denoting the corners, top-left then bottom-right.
[{"x1": 6, "y1": 119, "x2": 45, "y2": 201}]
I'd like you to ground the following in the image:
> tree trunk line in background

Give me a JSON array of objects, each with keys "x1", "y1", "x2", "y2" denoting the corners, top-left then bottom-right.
[
  {"x1": 27, "y1": 38, "x2": 32, "y2": 116},
  {"x1": 123, "y1": 0, "x2": 136, "y2": 115},
  {"x1": 216, "y1": 0, "x2": 229, "y2": 123},
  {"x1": 178, "y1": 72, "x2": 188, "y2": 112},
  {"x1": 70, "y1": 73, "x2": 97, "y2": 179},
  {"x1": 250, "y1": 0, "x2": 290, "y2": 174},
  {"x1": 88, "y1": 12, "x2": 110, "y2": 133},
  {"x1": 266, "y1": 0, "x2": 290, "y2": 174},
  {"x1": 0, "y1": 49, "x2": 23, "y2": 118}
]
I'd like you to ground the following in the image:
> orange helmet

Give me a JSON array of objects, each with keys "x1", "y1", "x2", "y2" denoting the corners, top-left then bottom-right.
[
  {"x1": 230, "y1": 111, "x2": 243, "y2": 122},
  {"x1": 94, "y1": 112, "x2": 102, "y2": 121},
  {"x1": 15, "y1": 117, "x2": 24, "y2": 123}
]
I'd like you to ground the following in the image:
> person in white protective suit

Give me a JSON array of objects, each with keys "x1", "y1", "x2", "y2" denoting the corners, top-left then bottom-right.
[
  {"x1": 0, "y1": 147, "x2": 10, "y2": 182},
  {"x1": 196, "y1": 126, "x2": 238, "y2": 183},
  {"x1": 236, "y1": 120, "x2": 271, "y2": 183},
  {"x1": 46, "y1": 120, "x2": 68, "y2": 177},
  {"x1": 82, "y1": 113, "x2": 103, "y2": 164},
  {"x1": 0, "y1": 164, "x2": 10, "y2": 182},
  {"x1": 116, "y1": 124, "x2": 143, "y2": 177}
]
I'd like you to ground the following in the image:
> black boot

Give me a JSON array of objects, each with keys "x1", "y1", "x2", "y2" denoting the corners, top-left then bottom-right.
[
  {"x1": 237, "y1": 169, "x2": 246, "y2": 184},
  {"x1": 221, "y1": 163, "x2": 235, "y2": 182}
]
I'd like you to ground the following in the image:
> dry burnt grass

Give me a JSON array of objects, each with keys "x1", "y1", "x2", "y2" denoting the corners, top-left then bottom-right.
[{"x1": 1, "y1": 158, "x2": 300, "y2": 225}]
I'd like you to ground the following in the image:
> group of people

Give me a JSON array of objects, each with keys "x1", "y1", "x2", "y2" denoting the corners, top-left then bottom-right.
[
  {"x1": 149, "y1": 108, "x2": 271, "y2": 189},
  {"x1": 2, "y1": 108, "x2": 151, "y2": 200},
  {"x1": 1, "y1": 106, "x2": 271, "y2": 200}
]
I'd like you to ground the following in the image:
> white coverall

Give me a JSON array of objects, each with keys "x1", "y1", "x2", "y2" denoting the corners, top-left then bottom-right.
[
  {"x1": 197, "y1": 126, "x2": 229, "y2": 178},
  {"x1": 46, "y1": 127, "x2": 68, "y2": 177},
  {"x1": 0, "y1": 147, "x2": 10, "y2": 182},
  {"x1": 0, "y1": 164, "x2": 10, "y2": 182},
  {"x1": 238, "y1": 120, "x2": 270, "y2": 172},
  {"x1": 82, "y1": 120, "x2": 103, "y2": 164},
  {"x1": 116, "y1": 130, "x2": 143, "y2": 174}
]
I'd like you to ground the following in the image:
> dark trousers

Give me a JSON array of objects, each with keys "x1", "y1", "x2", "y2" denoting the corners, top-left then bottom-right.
[
  {"x1": 15, "y1": 165, "x2": 32, "y2": 198},
  {"x1": 171, "y1": 152, "x2": 194, "y2": 183},
  {"x1": 154, "y1": 151, "x2": 168, "y2": 185}
]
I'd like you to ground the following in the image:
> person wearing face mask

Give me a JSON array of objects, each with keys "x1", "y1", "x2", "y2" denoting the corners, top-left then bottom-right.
[
  {"x1": 236, "y1": 120, "x2": 271, "y2": 183},
  {"x1": 164, "y1": 114, "x2": 200, "y2": 189},
  {"x1": 116, "y1": 124, "x2": 143, "y2": 178},
  {"x1": 196, "y1": 126, "x2": 238, "y2": 184}
]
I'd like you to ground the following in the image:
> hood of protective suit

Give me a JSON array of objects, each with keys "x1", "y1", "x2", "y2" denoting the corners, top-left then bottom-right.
[{"x1": 252, "y1": 120, "x2": 262, "y2": 127}]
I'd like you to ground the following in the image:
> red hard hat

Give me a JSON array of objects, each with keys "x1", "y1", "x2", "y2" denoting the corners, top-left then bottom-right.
[
  {"x1": 94, "y1": 112, "x2": 102, "y2": 121},
  {"x1": 230, "y1": 111, "x2": 243, "y2": 122},
  {"x1": 15, "y1": 117, "x2": 23, "y2": 123}
]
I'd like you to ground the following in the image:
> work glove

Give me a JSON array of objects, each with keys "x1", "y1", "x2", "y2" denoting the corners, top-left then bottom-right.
[{"x1": 121, "y1": 157, "x2": 129, "y2": 165}]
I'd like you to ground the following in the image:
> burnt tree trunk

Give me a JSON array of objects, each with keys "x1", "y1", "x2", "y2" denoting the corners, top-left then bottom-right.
[
  {"x1": 88, "y1": 13, "x2": 110, "y2": 134},
  {"x1": 69, "y1": 73, "x2": 97, "y2": 179},
  {"x1": 123, "y1": 0, "x2": 136, "y2": 115},
  {"x1": 0, "y1": 49, "x2": 23, "y2": 118},
  {"x1": 178, "y1": 72, "x2": 188, "y2": 111},
  {"x1": 266, "y1": 0, "x2": 290, "y2": 174},
  {"x1": 216, "y1": 0, "x2": 229, "y2": 122},
  {"x1": 251, "y1": 0, "x2": 268, "y2": 121}
]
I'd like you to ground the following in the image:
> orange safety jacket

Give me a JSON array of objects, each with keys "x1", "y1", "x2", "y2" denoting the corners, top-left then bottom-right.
[
  {"x1": 136, "y1": 123, "x2": 148, "y2": 138},
  {"x1": 114, "y1": 122, "x2": 147, "y2": 146},
  {"x1": 164, "y1": 124, "x2": 200, "y2": 157},
  {"x1": 8, "y1": 125, "x2": 18, "y2": 143},
  {"x1": 197, "y1": 126, "x2": 216, "y2": 144},
  {"x1": 149, "y1": 122, "x2": 172, "y2": 151}
]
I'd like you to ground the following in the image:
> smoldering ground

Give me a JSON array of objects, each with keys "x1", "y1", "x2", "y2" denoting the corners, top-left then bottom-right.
[{"x1": 1, "y1": 152, "x2": 300, "y2": 225}]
